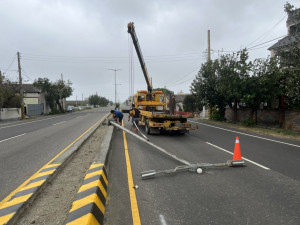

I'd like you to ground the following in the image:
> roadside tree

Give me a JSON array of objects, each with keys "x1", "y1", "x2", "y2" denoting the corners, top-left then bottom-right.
[
  {"x1": 33, "y1": 78, "x2": 73, "y2": 113},
  {"x1": 190, "y1": 60, "x2": 226, "y2": 120},
  {"x1": 89, "y1": 94, "x2": 109, "y2": 107}
]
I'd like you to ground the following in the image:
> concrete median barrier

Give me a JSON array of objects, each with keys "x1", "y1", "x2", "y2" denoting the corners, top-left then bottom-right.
[{"x1": 65, "y1": 126, "x2": 113, "y2": 225}]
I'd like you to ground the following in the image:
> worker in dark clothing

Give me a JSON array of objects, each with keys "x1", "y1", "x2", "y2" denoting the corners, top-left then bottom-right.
[
  {"x1": 110, "y1": 110, "x2": 123, "y2": 125},
  {"x1": 128, "y1": 104, "x2": 140, "y2": 134}
]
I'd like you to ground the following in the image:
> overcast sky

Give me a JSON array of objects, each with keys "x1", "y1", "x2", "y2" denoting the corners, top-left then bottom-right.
[{"x1": 0, "y1": 0, "x2": 299, "y2": 102}]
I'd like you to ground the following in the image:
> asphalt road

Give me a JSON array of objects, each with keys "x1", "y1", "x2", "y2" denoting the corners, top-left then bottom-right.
[
  {"x1": 105, "y1": 119, "x2": 300, "y2": 225},
  {"x1": 0, "y1": 108, "x2": 110, "y2": 202}
]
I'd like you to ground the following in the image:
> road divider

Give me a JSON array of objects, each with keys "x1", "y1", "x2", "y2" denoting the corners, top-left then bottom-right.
[
  {"x1": 65, "y1": 125, "x2": 113, "y2": 225},
  {"x1": 0, "y1": 164, "x2": 60, "y2": 224},
  {"x1": 65, "y1": 164, "x2": 108, "y2": 225}
]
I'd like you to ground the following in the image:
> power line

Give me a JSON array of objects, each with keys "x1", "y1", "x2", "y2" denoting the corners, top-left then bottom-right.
[
  {"x1": 248, "y1": 35, "x2": 287, "y2": 50},
  {"x1": 246, "y1": 14, "x2": 287, "y2": 47},
  {"x1": 3, "y1": 54, "x2": 17, "y2": 75},
  {"x1": 168, "y1": 76, "x2": 195, "y2": 88},
  {"x1": 164, "y1": 64, "x2": 200, "y2": 87},
  {"x1": 21, "y1": 68, "x2": 33, "y2": 81},
  {"x1": 208, "y1": 35, "x2": 287, "y2": 56},
  {"x1": 21, "y1": 52, "x2": 204, "y2": 64}
]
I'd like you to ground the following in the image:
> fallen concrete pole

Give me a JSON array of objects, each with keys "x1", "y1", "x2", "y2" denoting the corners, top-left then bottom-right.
[
  {"x1": 109, "y1": 121, "x2": 191, "y2": 166},
  {"x1": 109, "y1": 120, "x2": 245, "y2": 179}
]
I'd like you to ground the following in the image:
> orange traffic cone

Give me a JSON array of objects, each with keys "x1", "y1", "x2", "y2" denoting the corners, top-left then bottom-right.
[
  {"x1": 231, "y1": 137, "x2": 245, "y2": 167},
  {"x1": 233, "y1": 137, "x2": 242, "y2": 161}
]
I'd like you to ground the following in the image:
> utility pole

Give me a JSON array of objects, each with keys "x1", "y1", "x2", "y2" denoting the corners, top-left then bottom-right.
[
  {"x1": 17, "y1": 52, "x2": 22, "y2": 86},
  {"x1": 207, "y1": 30, "x2": 211, "y2": 62},
  {"x1": 17, "y1": 52, "x2": 25, "y2": 119},
  {"x1": 108, "y1": 69, "x2": 122, "y2": 105},
  {"x1": 60, "y1": 73, "x2": 64, "y2": 111},
  {"x1": 0, "y1": 70, "x2": 2, "y2": 84}
]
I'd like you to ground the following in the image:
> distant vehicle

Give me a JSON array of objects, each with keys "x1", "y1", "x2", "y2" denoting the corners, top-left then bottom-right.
[{"x1": 66, "y1": 106, "x2": 75, "y2": 112}]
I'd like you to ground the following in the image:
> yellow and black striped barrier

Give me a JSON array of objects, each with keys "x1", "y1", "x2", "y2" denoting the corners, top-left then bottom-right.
[
  {"x1": 0, "y1": 164, "x2": 60, "y2": 224},
  {"x1": 21, "y1": 103, "x2": 25, "y2": 120},
  {"x1": 65, "y1": 163, "x2": 108, "y2": 225}
]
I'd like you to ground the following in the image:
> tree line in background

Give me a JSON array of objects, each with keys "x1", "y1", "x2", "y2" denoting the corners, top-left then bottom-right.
[
  {"x1": 188, "y1": 2, "x2": 299, "y2": 124},
  {"x1": 0, "y1": 74, "x2": 74, "y2": 113},
  {"x1": 188, "y1": 48, "x2": 299, "y2": 122},
  {"x1": 1, "y1": 72, "x2": 111, "y2": 113},
  {"x1": 88, "y1": 94, "x2": 111, "y2": 107}
]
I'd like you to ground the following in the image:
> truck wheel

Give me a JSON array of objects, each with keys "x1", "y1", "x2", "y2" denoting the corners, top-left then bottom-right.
[{"x1": 145, "y1": 120, "x2": 151, "y2": 134}]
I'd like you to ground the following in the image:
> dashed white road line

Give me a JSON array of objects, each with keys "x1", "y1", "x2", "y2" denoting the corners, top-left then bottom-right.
[
  {"x1": 190, "y1": 120, "x2": 300, "y2": 148},
  {"x1": 206, "y1": 142, "x2": 270, "y2": 170},
  {"x1": 0, "y1": 117, "x2": 55, "y2": 129},
  {"x1": 53, "y1": 121, "x2": 66, "y2": 126},
  {"x1": 0, "y1": 133, "x2": 27, "y2": 143},
  {"x1": 160, "y1": 214, "x2": 167, "y2": 225}
]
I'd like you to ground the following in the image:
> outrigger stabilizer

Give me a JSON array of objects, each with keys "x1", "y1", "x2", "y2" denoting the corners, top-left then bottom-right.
[{"x1": 109, "y1": 120, "x2": 245, "y2": 179}]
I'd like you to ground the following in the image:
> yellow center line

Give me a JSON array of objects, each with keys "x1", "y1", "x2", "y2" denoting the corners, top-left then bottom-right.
[
  {"x1": 122, "y1": 121, "x2": 141, "y2": 225},
  {"x1": 0, "y1": 114, "x2": 109, "y2": 208}
]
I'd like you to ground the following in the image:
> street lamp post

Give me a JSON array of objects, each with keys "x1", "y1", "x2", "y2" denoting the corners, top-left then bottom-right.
[{"x1": 108, "y1": 69, "x2": 121, "y2": 105}]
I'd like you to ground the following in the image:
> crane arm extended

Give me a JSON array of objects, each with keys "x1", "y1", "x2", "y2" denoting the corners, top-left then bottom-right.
[{"x1": 127, "y1": 22, "x2": 153, "y2": 93}]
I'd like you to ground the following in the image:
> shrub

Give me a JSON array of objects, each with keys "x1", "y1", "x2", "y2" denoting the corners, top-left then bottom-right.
[
  {"x1": 211, "y1": 107, "x2": 223, "y2": 121},
  {"x1": 242, "y1": 117, "x2": 256, "y2": 127}
]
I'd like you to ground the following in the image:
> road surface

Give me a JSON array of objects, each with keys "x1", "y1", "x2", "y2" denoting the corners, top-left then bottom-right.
[
  {"x1": 0, "y1": 108, "x2": 109, "y2": 202},
  {"x1": 105, "y1": 119, "x2": 300, "y2": 225}
]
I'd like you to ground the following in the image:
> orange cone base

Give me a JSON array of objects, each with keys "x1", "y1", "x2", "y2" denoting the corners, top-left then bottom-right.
[{"x1": 231, "y1": 160, "x2": 246, "y2": 167}]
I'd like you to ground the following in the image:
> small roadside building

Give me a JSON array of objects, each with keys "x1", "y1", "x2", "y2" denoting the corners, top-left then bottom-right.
[{"x1": 22, "y1": 84, "x2": 50, "y2": 116}]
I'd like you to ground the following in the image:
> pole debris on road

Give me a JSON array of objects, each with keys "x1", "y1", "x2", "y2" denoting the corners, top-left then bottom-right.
[{"x1": 109, "y1": 121, "x2": 246, "y2": 179}]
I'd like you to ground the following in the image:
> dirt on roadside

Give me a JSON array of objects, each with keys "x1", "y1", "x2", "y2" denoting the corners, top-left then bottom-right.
[{"x1": 15, "y1": 125, "x2": 109, "y2": 225}]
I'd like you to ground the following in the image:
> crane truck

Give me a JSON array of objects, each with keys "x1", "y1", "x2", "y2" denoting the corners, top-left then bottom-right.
[{"x1": 127, "y1": 22, "x2": 198, "y2": 134}]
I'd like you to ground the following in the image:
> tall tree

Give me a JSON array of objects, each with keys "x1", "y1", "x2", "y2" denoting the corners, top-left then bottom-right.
[
  {"x1": 89, "y1": 94, "x2": 101, "y2": 107},
  {"x1": 89, "y1": 94, "x2": 109, "y2": 107},
  {"x1": 217, "y1": 49, "x2": 252, "y2": 121},
  {"x1": 242, "y1": 57, "x2": 283, "y2": 122},
  {"x1": 33, "y1": 78, "x2": 73, "y2": 112},
  {"x1": 183, "y1": 94, "x2": 202, "y2": 112},
  {"x1": 190, "y1": 60, "x2": 226, "y2": 118}
]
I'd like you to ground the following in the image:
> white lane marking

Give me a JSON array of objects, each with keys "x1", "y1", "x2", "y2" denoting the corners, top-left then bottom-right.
[
  {"x1": 0, "y1": 116, "x2": 64, "y2": 130},
  {"x1": 206, "y1": 142, "x2": 270, "y2": 170},
  {"x1": 160, "y1": 214, "x2": 167, "y2": 225},
  {"x1": 0, "y1": 133, "x2": 27, "y2": 143},
  {"x1": 53, "y1": 121, "x2": 66, "y2": 126},
  {"x1": 190, "y1": 120, "x2": 300, "y2": 148}
]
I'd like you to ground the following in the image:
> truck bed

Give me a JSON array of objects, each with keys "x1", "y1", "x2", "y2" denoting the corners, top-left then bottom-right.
[{"x1": 140, "y1": 110, "x2": 193, "y2": 119}]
